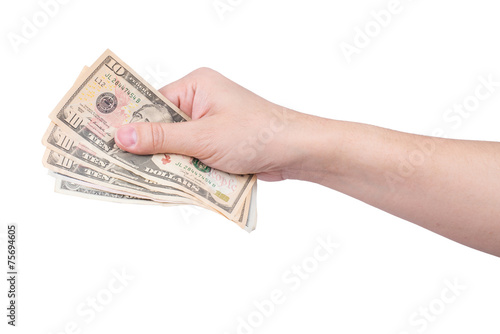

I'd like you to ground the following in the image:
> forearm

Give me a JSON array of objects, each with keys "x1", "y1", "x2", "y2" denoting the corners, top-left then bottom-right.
[{"x1": 285, "y1": 112, "x2": 500, "y2": 256}]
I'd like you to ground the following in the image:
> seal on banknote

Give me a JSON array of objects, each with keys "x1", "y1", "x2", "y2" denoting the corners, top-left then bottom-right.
[
  {"x1": 96, "y1": 92, "x2": 118, "y2": 114},
  {"x1": 192, "y1": 158, "x2": 211, "y2": 173}
]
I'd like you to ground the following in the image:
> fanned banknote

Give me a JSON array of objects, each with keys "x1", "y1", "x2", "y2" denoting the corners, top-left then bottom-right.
[
  {"x1": 42, "y1": 50, "x2": 257, "y2": 231},
  {"x1": 52, "y1": 175, "x2": 255, "y2": 231}
]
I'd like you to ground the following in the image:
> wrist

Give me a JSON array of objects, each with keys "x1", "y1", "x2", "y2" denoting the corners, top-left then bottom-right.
[{"x1": 280, "y1": 112, "x2": 344, "y2": 184}]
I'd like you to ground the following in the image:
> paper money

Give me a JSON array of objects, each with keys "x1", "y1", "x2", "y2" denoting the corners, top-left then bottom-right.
[
  {"x1": 44, "y1": 135, "x2": 256, "y2": 228},
  {"x1": 48, "y1": 50, "x2": 255, "y2": 220},
  {"x1": 52, "y1": 174, "x2": 255, "y2": 231},
  {"x1": 43, "y1": 123, "x2": 197, "y2": 203},
  {"x1": 54, "y1": 178, "x2": 164, "y2": 206},
  {"x1": 42, "y1": 50, "x2": 257, "y2": 231},
  {"x1": 43, "y1": 149, "x2": 199, "y2": 204}
]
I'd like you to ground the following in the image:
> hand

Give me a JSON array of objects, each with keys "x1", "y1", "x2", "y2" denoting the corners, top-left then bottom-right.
[
  {"x1": 114, "y1": 68, "x2": 500, "y2": 256},
  {"x1": 114, "y1": 68, "x2": 302, "y2": 181}
]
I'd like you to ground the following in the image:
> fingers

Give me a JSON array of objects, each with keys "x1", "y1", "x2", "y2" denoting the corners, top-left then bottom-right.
[
  {"x1": 115, "y1": 121, "x2": 199, "y2": 156},
  {"x1": 158, "y1": 77, "x2": 195, "y2": 117},
  {"x1": 157, "y1": 68, "x2": 210, "y2": 117}
]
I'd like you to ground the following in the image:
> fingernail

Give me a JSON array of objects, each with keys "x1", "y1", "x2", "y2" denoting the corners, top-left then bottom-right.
[{"x1": 116, "y1": 126, "x2": 137, "y2": 148}]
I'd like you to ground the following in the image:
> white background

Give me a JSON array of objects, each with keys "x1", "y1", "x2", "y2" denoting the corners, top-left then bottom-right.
[{"x1": 1, "y1": 0, "x2": 500, "y2": 333}]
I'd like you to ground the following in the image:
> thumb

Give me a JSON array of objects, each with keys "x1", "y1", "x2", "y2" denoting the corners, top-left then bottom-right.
[{"x1": 114, "y1": 121, "x2": 199, "y2": 155}]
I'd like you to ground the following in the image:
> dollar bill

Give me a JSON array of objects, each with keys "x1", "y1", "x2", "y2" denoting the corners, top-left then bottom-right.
[
  {"x1": 52, "y1": 174, "x2": 254, "y2": 230},
  {"x1": 43, "y1": 122, "x2": 198, "y2": 202},
  {"x1": 48, "y1": 50, "x2": 256, "y2": 220},
  {"x1": 245, "y1": 182, "x2": 257, "y2": 231},
  {"x1": 44, "y1": 151, "x2": 252, "y2": 228},
  {"x1": 54, "y1": 178, "x2": 165, "y2": 206},
  {"x1": 43, "y1": 149, "x2": 195, "y2": 204},
  {"x1": 43, "y1": 66, "x2": 198, "y2": 201}
]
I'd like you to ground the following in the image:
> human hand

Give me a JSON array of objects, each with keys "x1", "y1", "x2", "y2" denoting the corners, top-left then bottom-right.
[
  {"x1": 114, "y1": 68, "x2": 305, "y2": 181},
  {"x1": 115, "y1": 68, "x2": 500, "y2": 257}
]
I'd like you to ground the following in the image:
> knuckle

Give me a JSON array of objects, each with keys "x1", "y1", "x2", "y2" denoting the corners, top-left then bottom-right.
[
  {"x1": 149, "y1": 123, "x2": 167, "y2": 153},
  {"x1": 191, "y1": 67, "x2": 219, "y2": 81},
  {"x1": 193, "y1": 67, "x2": 213, "y2": 75}
]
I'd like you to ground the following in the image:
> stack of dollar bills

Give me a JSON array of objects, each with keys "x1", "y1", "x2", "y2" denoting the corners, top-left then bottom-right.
[{"x1": 42, "y1": 50, "x2": 257, "y2": 231}]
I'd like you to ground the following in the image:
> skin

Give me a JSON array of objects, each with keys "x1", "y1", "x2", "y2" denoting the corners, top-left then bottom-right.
[{"x1": 115, "y1": 68, "x2": 500, "y2": 257}]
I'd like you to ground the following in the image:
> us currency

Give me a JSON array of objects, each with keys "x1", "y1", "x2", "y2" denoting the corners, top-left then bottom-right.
[
  {"x1": 244, "y1": 183, "x2": 257, "y2": 231},
  {"x1": 52, "y1": 175, "x2": 255, "y2": 230},
  {"x1": 48, "y1": 49, "x2": 255, "y2": 220},
  {"x1": 43, "y1": 122, "x2": 198, "y2": 203},
  {"x1": 49, "y1": 171, "x2": 155, "y2": 199},
  {"x1": 44, "y1": 154, "x2": 253, "y2": 229},
  {"x1": 44, "y1": 66, "x2": 198, "y2": 203},
  {"x1": 54, "y1": 178, "x2": 165, "y2": 206},
  {"x1": 42, "y1": 129, "x2": 253, "y2": 223},
  {"x1": 44, "y1": 67, "x2": 198, "y2": 202},
  {"x1": 43, "y1": 149, "x2": 196, "y2": 205}
]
